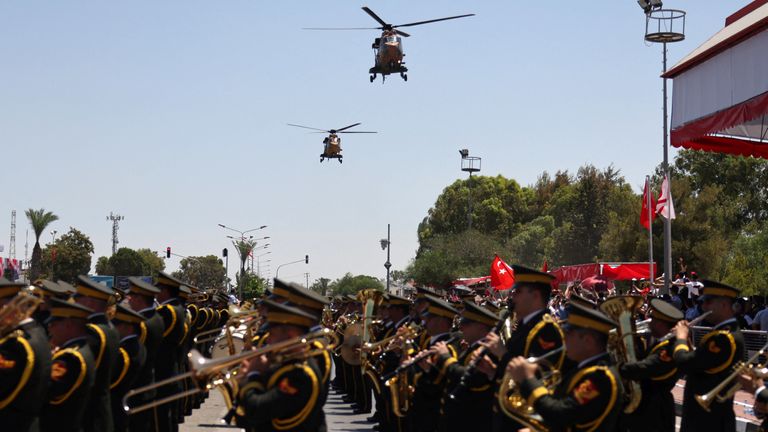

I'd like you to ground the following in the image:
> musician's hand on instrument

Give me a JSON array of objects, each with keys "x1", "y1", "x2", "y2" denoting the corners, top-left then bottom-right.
[
  {"x1": 738, "y1": 372, "x2": 759, "y2": 393},
  {"x1": 480, "y1": 332, "x2": 505, "y2": 359},
  {"x1": 507, "y1": 356, "x2": 537, "y2": 383},
  {"x1": 673, "y1": 320, "x2": 689, "y2": 341},
  {"x1": 243, "y1": 354, "x2": 269, "y2": 374},
  {"x1": 431, "y1": 341, "x2": 449, "y2": 357},
  {"x1": 474, "y1": 353, "x2": 497, "y2": 379}
]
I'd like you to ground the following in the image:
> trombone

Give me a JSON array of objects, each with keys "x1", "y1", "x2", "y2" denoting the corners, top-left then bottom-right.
[
  {"x1": 696, "y1": 340, "x2": 768, "y2": 412},
  {"x1": 192, "y1": 310, "x2": 261, "y2": 345},
  {"x1": 123, "y1": 328, "x2": 338, "y2": 415}
]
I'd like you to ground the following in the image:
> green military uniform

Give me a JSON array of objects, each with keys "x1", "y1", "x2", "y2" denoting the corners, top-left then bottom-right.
[
  {"x1": 110, "y1": 305, "x2": 148, "y2": 432},
  {"x1": 41, "y1": 299, "x2": 97, "y2": 432},
  {"x1": 518, "y1": 303, "x2": 623, "y2": 432},
  {"x1": 674, "y1": 280, "x2": 745, "y2": 432},
  {"x1": 0, "y1": 280, "x2": 52, "y2": 432},
  {"x1": 75, "y1": 275, "x2": 120, "y2": 432},
  {"x1": 620, "y1": 298, "x2": 683, "y2": 432},
  {"x1": 235, "y1": 300, "x2": 328, "y2": 431}
]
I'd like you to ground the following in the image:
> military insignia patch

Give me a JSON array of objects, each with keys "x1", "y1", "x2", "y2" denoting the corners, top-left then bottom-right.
[
  {"x1": 659, "y1": 350, "x2": 672, "y2": 362},
  {"x1": 538, "y1": 337, "x2": 556, "y2": 350},
  {"x1": 0, "y1": 354, "x2": 15, "y2": 369},
  {"x1": 708, "y1": 341, "x2": 721, "y2": 353},
  {"x1": 51, "y1": 361, "x2": 68, "y2": 380},
  {"x1": 278, "y1": 378, "x2": 298, "y2": 395},
  {"x1": 572, "y1": 379, "x2": 600, "y2": 405}
]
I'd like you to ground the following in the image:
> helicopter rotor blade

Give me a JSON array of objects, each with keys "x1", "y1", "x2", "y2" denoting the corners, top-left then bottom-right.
[
  {"x1": 302, "y1": 27, "x2": 379, "y2": 31},
  {"x1": 361, "y1": 6, "x2": 389, "y2": 28},
  {"x1": 393, "y1": 14, "x2": 475, "y2": 29},
  {"x1": 287, "y1": 123, "x2": 330, "y2": 133},
  {"x1": 395, "y1": 30, "x2": 411, "y2": 38},
  {"x1": 334, "y1": 123, "x2": 362, "y2": 132},
  {"x1": 338, "y1": 131, "x2": 377, "y2": 134}
]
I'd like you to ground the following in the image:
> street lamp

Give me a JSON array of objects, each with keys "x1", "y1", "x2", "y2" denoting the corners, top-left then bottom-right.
[
  {"x1": 380, "y1": 224, "x2": 391, "y2": 293},
  {"x1": 218, "y1": 223, "x2": 267, "y2": 237},
  {"x1": 459, "y1": 149, "x2": 481, "y2": 230},
  {"x1": 219, "y1": 223, "x2": 267, "y2": 299}
]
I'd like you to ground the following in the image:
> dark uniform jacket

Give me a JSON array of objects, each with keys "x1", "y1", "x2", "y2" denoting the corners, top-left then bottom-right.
[
  {"x1": 155, "y1": 299, "x2": 187, "y2": 385},
  {"x1": 409, "y1": 332, "x2": 462, "y2": 432},
  {"x1": 84, "y1": 313, "x2": 120, "y2": 432},
  {"x1": 493, "y1": 310, "x2": 566, "y2": 432},
  {"x1": 436, "y1": 341, "x2": 494, "y2": 432},
  {"x1": 620, "y1": 337, "x2": 679, "y2": 432},
  {"x1": 519, "y1": 352, "x2": 623, "y2": 432},
  {"x1": 235, "y1": 357, "x2": 327, "y2": 432},
  {"x1": 111, "y1": 334, "x2": 147, "y2": 432},
  {"x1": 674, "y1": 318, "x2": 744, "y2": 432},
  {"x1": 0, "y1": 319, "x2": 52, "y2": 432},
  {"x1": 41, "y1": 336, "x2": 96, "y2": 432}
]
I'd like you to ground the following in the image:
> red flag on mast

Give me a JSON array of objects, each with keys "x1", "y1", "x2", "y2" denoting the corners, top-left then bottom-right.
[
  {"x1": 490, "y1": 255, "x2": 515, "y2": 291},
  {"x1": 640, "y1": 178, "x2": 657, "y2": 230}
]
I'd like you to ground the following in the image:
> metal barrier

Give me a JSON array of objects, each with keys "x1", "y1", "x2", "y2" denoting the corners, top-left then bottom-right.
[{"x1": 691, "y1": 326, "x2": 768, "y2": 364}]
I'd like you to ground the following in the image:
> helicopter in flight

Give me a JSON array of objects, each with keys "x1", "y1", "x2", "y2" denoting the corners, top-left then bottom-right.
[
  {"x1": 288, "y1": 123, "x2": 377, "y2": 163},
  {"x1": 306, "y1": 7, "x2": 474, "y2": 83}
]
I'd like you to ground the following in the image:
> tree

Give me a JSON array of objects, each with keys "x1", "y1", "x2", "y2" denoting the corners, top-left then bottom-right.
[
  {"x1": 328, "y1": 273, "x2": 384, "y2": 296},
  {"x1": 25, "y1": 208, "x2": 59, "y2": 280},
  {"x1": 172, "y1": 255, "x2": 226, "y2": 290},
  {"x1": 310, "y1": 277, "x2": 331, "y2": 296},
  {"x1": 95, "y1": 256, "x2": 111, "y2": 275},
  {"x1": 238, "y1": 272, "x2": 268, "y2": 301},
  {"x1": 39, "y1": 227, "x2": 94, "y2": 283},
  {"x1": 136, "y1": 248, "x2": 166, "y2": 275},
  {"x1": 105, "y1": 248, "x2": 145, "y2": 276}
]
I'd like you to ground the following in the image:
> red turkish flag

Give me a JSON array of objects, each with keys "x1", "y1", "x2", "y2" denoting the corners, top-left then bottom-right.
[
  {"x1": 490, "y1": 255, "x2": 515, "y2": 291},
  {"x1": 640, "y1": 178, "x2": 656, "y2": 230},
  {"x1": 541, "y1": 260, "x2": 548, "y2": 273}
]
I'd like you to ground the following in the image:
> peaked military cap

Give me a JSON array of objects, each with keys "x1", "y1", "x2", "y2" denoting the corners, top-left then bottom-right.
[
  {"x1": 422, "y1": 294, "x2": 458, "y2": 320},
  {"x1": 386, "y1": 294, "x2": 411, "y2": 307},
  {"x1": 512, "y1": 265, "x2": 555, "y2": 290},
  {"x1": 75, "y1": 275, "x2": 114, "y2": 301},
  {"x1": 261, "y1": 299, "x2": 317, "y2": 330},
  {"x1": 57, "y1": 281, "x2": 77, "y2": 295},
  {"x1": 346, "y1": 294, "x2": 358, "y2": 302},
  {"x1": 461, "y1": 301, "x2": 499, "y2": 327},
  {"x1": 47, "y1": 297, "x2": 94, "y2": 322},
  {"x1": 649, "y1": 298, "x2": 684, "y2": 323},
  {"x1": 179, "y1": 285, "x2": 192, "y2": 300},
  {"x1": 563, "y1": 302, "x2": 616, "y2": 335},
  {"x1": 127, "y1": 276, "x2": 160, "y2": 297},
  {"x1": 416, "y1": 286, "x2": 439, "y2": 300},
  {"x1": 112, "y1": 304, "x2": 146, "y2": 324},
  {"x1": 700, "y1": 279, "x2": 740, "y2": 300},
  {"x1": 459, "y1": 292, "x2": 477, "y2": 303},
  {"x1": 0, "y1": 277, "x2": 27, "y2": 299},
  {"x1": 155, "y1": 271, "x2": 184, "y2": 291},
  {"x1": 569, "y1": 293, "x2": 597, "y2": 309},
  {"x1": 272, "y1": 278, "x2": 329, "y2": 313},
  {"x1": 33, "y1": 280, "x2": 71, "y2": 299}
]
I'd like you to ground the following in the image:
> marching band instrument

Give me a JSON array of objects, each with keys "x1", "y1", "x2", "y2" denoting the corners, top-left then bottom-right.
[
  {"x1": 362, "y1": 323, "x2": 420, "y2": 353},
  {"x1": 123, "y1": 328, "x2": 339, "y2": 415},
  {"x1": 599, "y1": 295, "x2": 644, "y2": 414},
  {"x1": 657, "y1": 310, "x2": 712, "y2": 343},
  {"x1": 695, "y1": 341, "x2": 768, "y2": 412},
  {"x1": 187, "y1": 292, "x2": 209, "y2": 303},
  {"x1": 192, "y1": 309, "x2": 261, "y2": 345},
  {"x1": 381, "y1": 335, "x2": 460, "y2": 381},
  {"x1": 497, "y1": 347, "x2": 565, "y2": 432},
  {"x1": 0, "y1": 289, "x2": 42, "y2": 337}
]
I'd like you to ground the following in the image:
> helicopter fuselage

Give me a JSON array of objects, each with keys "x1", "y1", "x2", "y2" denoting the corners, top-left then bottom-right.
[
  {"x1": 322, "y1": 134, "x2": 342, "y2": 161},
  {"x1": 369, "y1": 31, "x2": 407, "y2": 81}
]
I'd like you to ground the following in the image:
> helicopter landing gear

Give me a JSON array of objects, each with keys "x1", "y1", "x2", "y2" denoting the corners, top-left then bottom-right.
[
  {"x1": 320, "y1": 157, "x2": 325, "y2": 162},
  {"x1": 401, "y1": 73, "x2": 407, "y2": 81},
  {"x1": 338, "y1": 158, "x2": 343, "y2": 164},
  {"x1": 370, "y1": 74, "x2": 376, "y2": 83}
]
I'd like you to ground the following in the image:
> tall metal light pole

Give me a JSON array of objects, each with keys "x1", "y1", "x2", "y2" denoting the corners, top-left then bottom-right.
[
  {"x1": 460, "y1": 149, "x2": 481, "y2": 230},
  {"x1": 644, "y1": 5, "x2": 685, "y2": 294},
  {"x1": 380, "y1": 224, "x2": 391, "y2": 293},
  {"x1": 276, "y1": 255, "x2": 309, "y2": 279},
  {"x1": 218, "y1": 223, "x2": 267, "y2": 298},
  {"x1": 106, "y1": 212, "x2": 124, "y2": 255}
]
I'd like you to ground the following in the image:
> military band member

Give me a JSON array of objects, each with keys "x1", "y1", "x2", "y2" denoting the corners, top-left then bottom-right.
[
  {"x1": 42, "y1": 298, "x2": 97, "y2": 432},
  {"x1": 434, "y1": 301, "x2": 499, "y2": 432},
  {"x1": 0, "y1": 278, "x2": 52, "y2": 432},
  {"x1": 673, "y1": 280, "x2": 745, "y2": 432},
  {"x1": 619, "y1": 298, "x2": 683, "y2": 432},
  {"x1": 110, "y1": 304, "x2": 148, "y2": 432},
  {"x1": 507, "y1": 303, "x2": 623, "y2": 432},
  {"x1": 374, "y1": 294, "x2": 412, "y2": 432},
  {"x1": 73, "y1": 275, "x2": 120, "y2": 432},
  {"x1": 31, "y1": 279, "x2": 72, "y2": 328},
  {"x1": 235, "y1": 299, "x2": 327, "y2": 431}
]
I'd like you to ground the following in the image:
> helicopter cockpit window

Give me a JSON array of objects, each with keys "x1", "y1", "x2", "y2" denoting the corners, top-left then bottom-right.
[{"x1": 385, "y1": 36, "x2": 398, "y2": 44}]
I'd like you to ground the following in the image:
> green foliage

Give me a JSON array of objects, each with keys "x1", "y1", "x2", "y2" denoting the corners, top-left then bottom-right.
[
  {"x1": 97, "y1": 247, "x2": 165, "y2": 277},
  {"x1": 39, "y1": 227, "x2": 94, "y2": 283},
  {"x1": 136, "y1": 248, "x2": 166, "y2": 275},
  {"x1": 25, "y1": 208, "x2": 59, "y2": 281},
  {"x1": 238, "y1": 272, "x2": 268, "y2": 301},
  {"x1": 172, "y1": 255, "x2": 227, "y2": 290},
  {"x1": 328, "y1": 273, "x2": 384, "y2": 296},
  {"x1": 310, "y1": 277, "x2": 331, "y2": 296},
  {"x1": 722, "y1": 222, "x2": 768, "y2": 296}
]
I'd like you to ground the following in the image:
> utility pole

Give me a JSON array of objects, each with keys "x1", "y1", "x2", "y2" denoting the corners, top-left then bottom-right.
[
  {"x1": 9, "y1": 210, "x2": 16, "y2": 260},
  {"x1": 304, "y1": 272, "x2": 310, "y2": 288},
  {"x1": 106, "y1": 212, "x2": 124, "y2": 255}
]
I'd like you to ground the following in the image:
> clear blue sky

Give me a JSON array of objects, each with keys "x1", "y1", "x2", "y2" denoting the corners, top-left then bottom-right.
[{"x1": 0, "y1": 1, "x2": 747, "y2": 286}]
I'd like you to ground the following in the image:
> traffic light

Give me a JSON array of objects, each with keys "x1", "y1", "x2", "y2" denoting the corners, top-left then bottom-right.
[
  {"x1": 222, "y1": 248, "x2": 228, "y2": 258},
  {"x1": 166, "y1": 247, "x2": 171, "y2": 258},
  {"x1": 305, "y1": 254, "x2": 309, "y2": 264}
]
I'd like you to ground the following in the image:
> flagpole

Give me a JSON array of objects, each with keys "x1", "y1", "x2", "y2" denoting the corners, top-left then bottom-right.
[
  {"x1": 662, "y1": 42, "x2": 673, "y2": 296},
  {"x1": 646, "y1": 175, "x2": 654, "y2": 287}
]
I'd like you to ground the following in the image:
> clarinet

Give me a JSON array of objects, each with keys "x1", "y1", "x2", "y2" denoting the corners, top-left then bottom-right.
[
  {"x1": 381, "y1": 335, "x2": 460, "y2": 381},
  {"x1": 448, "y1": 310, "x2": 511, "y2": 400}
]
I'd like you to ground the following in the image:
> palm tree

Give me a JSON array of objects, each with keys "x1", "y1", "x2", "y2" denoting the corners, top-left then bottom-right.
[{"x1": 25, "y1": 208, "x2": 59, "y2": 280}]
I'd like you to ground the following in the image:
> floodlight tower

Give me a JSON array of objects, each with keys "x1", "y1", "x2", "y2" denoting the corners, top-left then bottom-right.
[
  {"x1": 460, "y1": 149, "x2": 481, "y2": 230},
  {"x1": 107, "y1": 212, "x2": 125, "y2": 255},
  {"x1": 9, "y1": 210, "x2": 16, "y2": 260},
  {"x1": 643, "y1": 1, "x2": 685, "y2": 294}
]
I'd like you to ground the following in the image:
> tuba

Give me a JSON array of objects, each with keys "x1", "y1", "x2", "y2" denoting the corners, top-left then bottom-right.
[
  {"x1": 1, "y1": 289, "x2": 42, "y2": 337},
  {"x1": 599, "y1": 295, "x2": 644, "y2": 414},
  {"x1": 497, "y1": 347, "x2": 564, "y2": 432}
]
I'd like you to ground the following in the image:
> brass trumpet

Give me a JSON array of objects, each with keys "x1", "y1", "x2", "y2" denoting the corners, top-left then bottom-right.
[
  {"x1": 362, "y1": 324, "x2": 420, "y2": 353},
  {"x1": 188, "y1": 292, "x2": 209, "y2": 303},
  {"x1": 192, "y1": 310, "x2": 261, "y2": 345},
  {"x1": 696, "y1": 340, "x2": 768, "y2": 412},
  {"x1": 123, "y1": 328, "x2": 338, "y2": 415}
]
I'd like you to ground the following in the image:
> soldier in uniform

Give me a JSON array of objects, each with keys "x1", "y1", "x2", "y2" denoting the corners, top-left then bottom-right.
[
  {"x1": 0, "y1": 278, "x2": 52, "y2": 432},
  {"x1": 407, "y1": 294, "x2": 462, "y2": 432},
  {"x1": 235, "y1": 299, "x2": 327, "y2": 431},
  {"x1": 433, "y1": 301, "x2": 499, "y2": 432},
  {"x1": 619, "y1": 298, "x2": 683, "y2": 432},
  {"x1": 73, "y1": 275, "x2": 120, "y2": 432},
  {"x1": 111, "y1": 304, "x2": 148, "y2": 432},
  {"x1": 507, "y1": 302, "x2": 623, "y2": 432},
  {"x1": 475, "y1": 265, "x2": 566, "y2": 432},
  {"x1": 673, "y1": 280, "x2": 745, "y2": 432},
  {"x1": 31, "y1": 279, "x2": 72, "y2": 329},
  {"x1": 153, "y1": 271, "x2": 189, "y2": 432},
  {"x1": 41, "y1": 298, "x2": 96, "y2": 432},
  {"x1": 126, "y1": 276, "x2": 165, "y2": 432}
]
